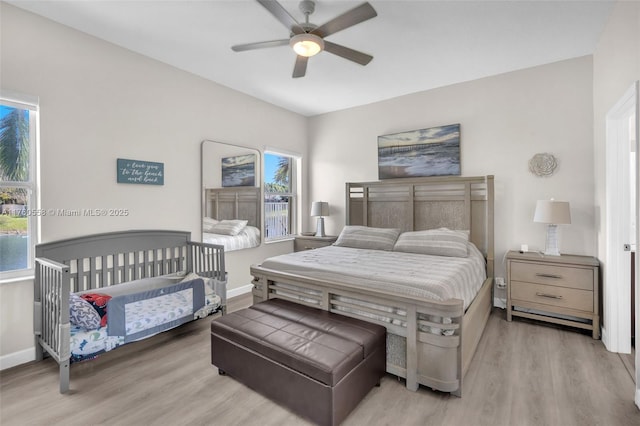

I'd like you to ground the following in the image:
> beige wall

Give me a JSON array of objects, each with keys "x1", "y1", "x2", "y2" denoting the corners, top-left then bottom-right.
[
  {"x1": 0, "y1": 278, "x2": 34, "y2": 360},
  {"x1": 308, "y1": 56, "x2": 596, "y2": 289},
  {"x1": 593, "y1": 2, "x2": 640, "y2": 292},
  {"x1": 0, "y1": 4, "x2": 306, "y2": 367}
]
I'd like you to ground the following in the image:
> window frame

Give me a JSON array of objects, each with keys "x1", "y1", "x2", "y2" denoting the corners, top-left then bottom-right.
[
  {"x1": 263, "y1": 149, "x2": 300, "y2": 242},
  {"x1": 0, "y1": 90, "x2": 40, "y2": 281}
]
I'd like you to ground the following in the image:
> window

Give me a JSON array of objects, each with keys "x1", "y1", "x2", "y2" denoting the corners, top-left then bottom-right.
[
  {"x1": 0, "y1": 91, "x2": 39, "y2": 279},
  {"x1": 264, "y1": 151, "x2": 299, "y2": 240}
]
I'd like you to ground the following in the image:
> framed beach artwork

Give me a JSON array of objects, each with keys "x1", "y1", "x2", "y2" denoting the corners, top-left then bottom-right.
[
  {"x1": 377, "y1": 124, "x2": 461, "y2": 179},
  {"x1": 222, "y1": 153, "x2": 256, "y2": 187}
]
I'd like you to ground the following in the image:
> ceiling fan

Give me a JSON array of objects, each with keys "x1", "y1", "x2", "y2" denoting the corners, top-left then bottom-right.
[{"x1": 231, "y1": 0, "x2": 377, "y2": 78}]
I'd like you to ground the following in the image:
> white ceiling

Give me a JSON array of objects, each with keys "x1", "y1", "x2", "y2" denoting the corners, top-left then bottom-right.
[{"x1": 7, "y1": 0, "x2": 614, "y2": 116}]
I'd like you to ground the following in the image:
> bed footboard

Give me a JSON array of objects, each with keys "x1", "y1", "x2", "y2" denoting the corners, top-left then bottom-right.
[{"x1": 251, "y1": 266, "x2": 492, "y2": 396}]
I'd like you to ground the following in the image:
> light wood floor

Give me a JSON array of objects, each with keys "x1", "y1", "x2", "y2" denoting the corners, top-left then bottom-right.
[
  {"x1": 620, "y1": 348, "x2": 635, "y2": 383},
  {"x1": 1, "y1": 298, "x2": 639, "y2": 426}
]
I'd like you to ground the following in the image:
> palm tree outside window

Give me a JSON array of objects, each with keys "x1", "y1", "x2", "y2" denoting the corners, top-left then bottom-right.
[
  {"x1": 0, "y1": 92, "x2": 39, "y2": 278},
  {"x1": 264, "y1": 152, "x2": 298, "y2": 240}
]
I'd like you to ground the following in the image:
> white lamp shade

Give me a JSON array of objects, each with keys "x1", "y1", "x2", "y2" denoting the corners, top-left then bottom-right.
[
  {"x1": 290, "y1": 33, "x2": 324, "y2": 57},
  {"x1": 534, "y1": 200, "x2": 571, "y2": 225},
  {"x1": 311, "y1": 201, "x2": 329, "y2": 217}
]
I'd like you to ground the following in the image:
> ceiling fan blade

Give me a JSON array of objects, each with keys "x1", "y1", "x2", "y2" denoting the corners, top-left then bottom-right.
[
  {"x1": 231, "y1": 39, "x2": 290, "y2": 52},
  {"x1": 323, "y1": 41, "x2": 373, "y2": 66},
  {"x1": 292, "y1": 55, "x2": 308, "y2": 78},
  {"x1": 311, "y1": 2, "x2": 377, "y2": 38},
  {"x1": 257, "y1": 0, "x2": 305, "y2": 35}
]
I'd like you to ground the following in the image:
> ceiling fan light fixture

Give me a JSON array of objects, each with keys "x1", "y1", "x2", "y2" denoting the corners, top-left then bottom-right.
[{"x1": 290, "y1": 33, "x2": 324, "y2": 57}]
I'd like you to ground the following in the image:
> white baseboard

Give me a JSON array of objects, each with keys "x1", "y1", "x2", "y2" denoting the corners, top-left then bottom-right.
[
  {"x1": 227, "y1": 284, "x2": 253, "y2": 299},
  {"x1": 0, "y1": 347, "x2": 35, "y2": 371},
  {"x1": 493, "y1": 297, "x2": 506, "y2": 309},
  {"x1": 636, "y1": 389, "x2": 640, "y2": 410}
]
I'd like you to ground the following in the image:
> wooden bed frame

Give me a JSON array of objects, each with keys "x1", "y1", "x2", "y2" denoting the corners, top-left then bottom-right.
[
  {"x1": 34, "y1": 229, "x2": 226, "y2": 393},
  {"x1": 251, "y1": 175, "x2": 494, "y2": 396},
  {"x1": 204, "y1": 186, "x2": 261, "y2": 227}
]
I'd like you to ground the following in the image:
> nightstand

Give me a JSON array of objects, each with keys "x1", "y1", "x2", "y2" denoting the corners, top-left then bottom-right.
[
  {"x1": 506, "y1": 251, "x2": 600, "y2": 339},
  {"x1": 293, "y1": 235, "x2": 337, "y2": 252}
]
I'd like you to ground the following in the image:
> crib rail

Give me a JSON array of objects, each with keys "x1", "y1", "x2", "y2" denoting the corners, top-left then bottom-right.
[
  {"x1": 188, "y1": 241, "x2": 226, "y2": 308},
  {"x1": 34, "y1": 257, "x2": 71, "y2": 393},
  {"x1": 36, "y1": 237, "x2": 225, "y2": 293},
  {"x1": 188, "y1": 241, "x2": 225, "y2": 281},
  {"x1": 63, "y1": 244, "x2": 195, "y2": 292}
]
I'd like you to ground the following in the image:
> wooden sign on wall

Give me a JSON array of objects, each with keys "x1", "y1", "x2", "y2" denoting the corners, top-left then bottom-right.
[{"x1": 117, "y1": 158, "x2": 164, "y2": 185}]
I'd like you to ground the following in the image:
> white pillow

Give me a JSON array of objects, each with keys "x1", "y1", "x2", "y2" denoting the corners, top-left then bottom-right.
[
  {"x1": 203, "y1": 217, "x2": 220, "y2": 233},
  {"x1": 393, "y1": 228, "x2": 469, "y2": 258},
  {"x1": 334, "y1": 226, "x2": 401, "y2": 251},
  {"x1": 208, "y1": 219, "x2": 248, "y2": 236}
]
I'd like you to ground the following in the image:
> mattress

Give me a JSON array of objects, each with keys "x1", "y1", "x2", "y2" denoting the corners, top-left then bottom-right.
[
  {"x1": 259, "y1": 243, "x2": 487, "y2": 310},
  {"x1": 203, "y1": 225, "x2": 260, "y2": 251}
]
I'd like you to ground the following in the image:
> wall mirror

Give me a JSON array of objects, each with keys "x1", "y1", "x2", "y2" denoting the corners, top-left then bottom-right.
[{"x1": 201, "y1": 140, "x2": 262, "y2": 251}]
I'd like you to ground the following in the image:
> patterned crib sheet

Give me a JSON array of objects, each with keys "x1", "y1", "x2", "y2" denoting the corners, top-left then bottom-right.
[
  {"x1": 70, "y1": 293, "x2": 221, "y2": 362},
  {"x1": 124, "y1": 288, "x2": 194, "y2": 336}
]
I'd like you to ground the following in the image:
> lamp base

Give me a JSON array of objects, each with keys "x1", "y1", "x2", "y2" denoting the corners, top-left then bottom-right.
[
  {"x1": 315, "y1": 217, "x2": 325, "y2": 237},
  {"x1": 544, "y1": 224, "x2": 561, "y2": 256}
]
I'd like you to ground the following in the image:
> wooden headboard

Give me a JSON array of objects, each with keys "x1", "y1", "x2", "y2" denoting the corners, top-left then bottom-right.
[
  {"x1": 346, "y1": 175, "x2": 494, "y2": 277},
  {"x1": 205, "y1": 187, "x2": 261, "y2": 228}
]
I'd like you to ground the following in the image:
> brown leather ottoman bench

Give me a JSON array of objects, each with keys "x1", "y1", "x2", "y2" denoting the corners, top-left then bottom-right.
[{"x1": 210, "y1": 298, "x2": 386, "y2": 426}]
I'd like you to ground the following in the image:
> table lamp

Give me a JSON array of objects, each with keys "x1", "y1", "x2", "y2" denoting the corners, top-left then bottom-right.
[
  {"x1": 534, "y1": 199, "x2": 571, "y2": 256},
  {"x1": 311, "y1": 201, "x2": 329, "y2": 237}
]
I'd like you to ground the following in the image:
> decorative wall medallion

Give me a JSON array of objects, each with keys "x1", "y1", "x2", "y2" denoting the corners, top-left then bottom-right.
[{"x1": 528, "y1": 153, "x2": 557, "y2": 177}]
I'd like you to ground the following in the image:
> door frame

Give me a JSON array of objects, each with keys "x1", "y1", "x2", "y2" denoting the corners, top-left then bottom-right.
[{"x1": 603, "y1": 81, "x2": 639, "y2": 408}]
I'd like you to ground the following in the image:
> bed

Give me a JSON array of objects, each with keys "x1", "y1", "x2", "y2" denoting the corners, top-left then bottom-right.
[
  {"x1": 34, "y1": 229, "x2": 226, "y2": 393},
  {"x1": 203, "y1": 186, "x2": 261, "y2": 251},
  {"x1": 251, "y1": 175, "x2": 494, "y2": 397}
]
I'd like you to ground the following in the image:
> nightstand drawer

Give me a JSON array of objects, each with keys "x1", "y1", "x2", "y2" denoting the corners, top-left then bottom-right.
[
  {"x1": 510, "y1": 261, "x2": 593, "y2": 291},
  {"x1": 511, "y1": 281, "x2": 593, "y2": 312}
]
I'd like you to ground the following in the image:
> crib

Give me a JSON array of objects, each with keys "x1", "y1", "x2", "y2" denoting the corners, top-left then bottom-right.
[{"x1": 33, "y1": 229, "x2": 226, "y2": 393}]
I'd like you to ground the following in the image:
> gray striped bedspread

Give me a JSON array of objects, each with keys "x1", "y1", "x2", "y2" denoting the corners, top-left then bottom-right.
[{"x1": 259, "y1": 243, "x2": 487, "y2": 310}]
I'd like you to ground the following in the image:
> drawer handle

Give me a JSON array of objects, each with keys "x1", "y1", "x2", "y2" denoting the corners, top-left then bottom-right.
[
  {"x1": 535, "y1": 292, "x2": 563, "y2": 300},
  {"x1": 535, "y1": 273, "x2": 563, "y2": 279}
]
